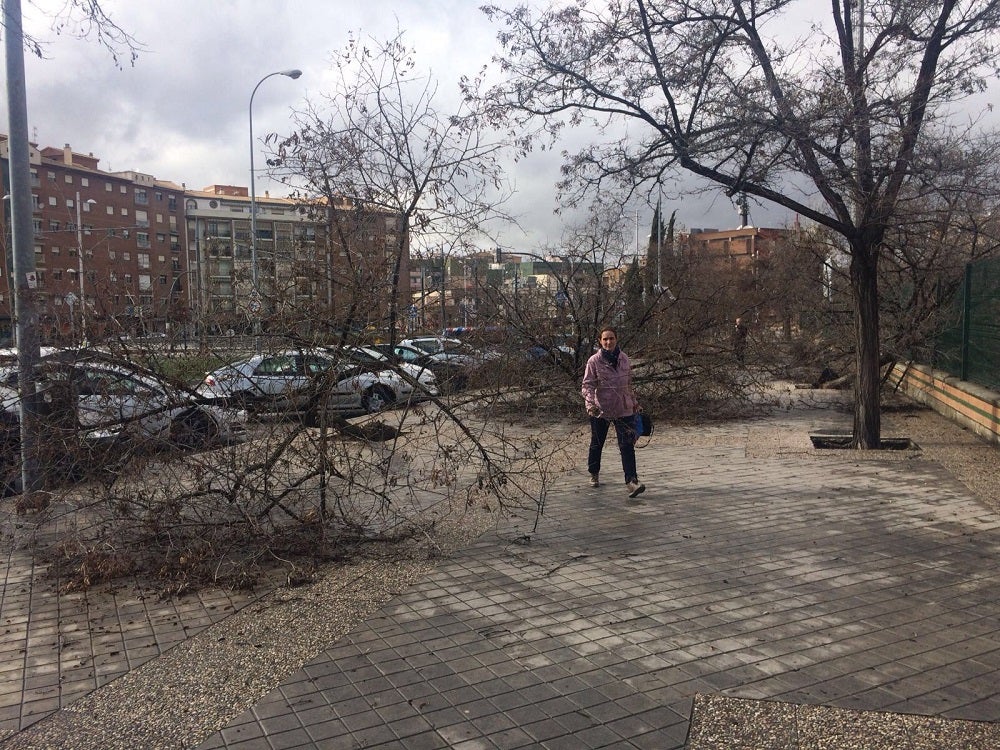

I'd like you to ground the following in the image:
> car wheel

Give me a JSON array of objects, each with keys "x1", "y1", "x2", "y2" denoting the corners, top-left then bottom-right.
[
  {"x1": 362, "y1": 384, "x2": 394, "y2": 414},
  {"x1": 170, "y1": 409, "x2": 216, "y2": 449}
]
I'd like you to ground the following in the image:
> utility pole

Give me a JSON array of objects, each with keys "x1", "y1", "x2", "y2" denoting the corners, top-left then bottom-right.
[
  {"x1": 4, "y1": 0, "x2": 43, "y2": 495},
  {"x1": 440, "y1": 246, "x2": 447, "y2": 334}
]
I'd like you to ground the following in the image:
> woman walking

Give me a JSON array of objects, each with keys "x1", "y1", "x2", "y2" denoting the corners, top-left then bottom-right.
[{"x1": 581, "y1": 327, "x2": 646, "y2": 498}]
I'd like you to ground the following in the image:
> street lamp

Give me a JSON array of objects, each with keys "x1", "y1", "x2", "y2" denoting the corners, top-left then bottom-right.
[
  {"x1": 75, "y1": 191, "x2": 97, "y2": 345},
  {"x1": 249, "y1": 68, "x2": 302, "y2": 353}
]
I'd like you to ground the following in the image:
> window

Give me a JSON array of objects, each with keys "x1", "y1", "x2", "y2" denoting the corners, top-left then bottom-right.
[
  {"x1": 106, "y1": 182, "x2": 113, "y2": 192},
  {"x1": 157, "y1": 255, "x2": 165, "y2": 263},
  {"x1": 47, "y1": 171, "x2": 55, "y2": 181},
  {"x1": 156, "y1": 233, "x2": 166, "y2": 244},
  {"x1": 138, "y1": 274, "x2": 151, "y2": 291},
  {"x1": 138, "y1": 253, "x2": 150, "y2": 269},
  {"x1": 65, "y1": 174, "x2": 73, "y2": 184},
  {"x1": 81, "y1": 177, "x2": 89, "y2": 187},
  {"x1": 135, "y1": 210, "x2": 149, "y2": 227},
  {"x1": 48, "y1": 221, "x2": 60, "y2": 231},
  {"x1": 207, "y1": 220, "x2": 232, "y2": 238},
  {"x1": 156, "y1": 214, "x2": 163, "y2": 225},
  {"x1": 32, "y1": 219, "x2": 42, "y2": 232},
  {"x1": 48, "y1": 196, "x2": 57, "y2": 206},
  {"x1": 155, "y1": 191, "x2": 163, "y2": 202},
  {"x1": 109, "y1": 251, "x2": 116, "y2": 260},
  {"x1": 135, "y1": 189, "x2": 148, "y2": 204},
  {"x1": 123, "y1": 252, "x2": 131, "y2": 261},
  {"x1": 137, "y1": 233, "x2": 151, "y2": 249},
  {"x1": 159, "y1": 275, "x2": 167, "y2": 286},
  {"x1": 120, "y1": 185, "x2": 127, "y2": 194},
  {"x1": 121, "y1": 207, "x2": 129, "y2": 216},
  {"x1": 53, "y1": 270, "x2": 62, "y2": 280},
  {"x1": 168, "y1": 195, "x2": 177, "y2": 211},
  {"x1": 124, "y1": 273, "x2": 132, "y2": 285},
  {"x1": 82, "y1": 201, "x2": 93, "y2": 213},
  {"x1": 51, "y1": 247, "x2": 60, "y2": 255},
  {"x1": 106, "y1": 205, "x2": 114, "y2": 215},
  {"x1": 30, "y1": 169, "x2": 39, "y2": 187},
  {"x1": 110, "y1": 271, "x2": 118, "y2": 283}
]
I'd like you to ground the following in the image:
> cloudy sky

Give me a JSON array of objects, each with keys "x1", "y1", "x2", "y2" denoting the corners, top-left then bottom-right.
[{"x1": 6, "y1": 0, "x2": 792, "y2": 251}]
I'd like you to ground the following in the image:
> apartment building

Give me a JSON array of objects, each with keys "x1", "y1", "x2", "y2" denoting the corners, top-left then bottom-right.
[
  {"x1": 1, "y1": 136, "x2": 410, "y2": 344},
  {"x1": 0, "y1": 137, "x2": 186, "y2": 343}
]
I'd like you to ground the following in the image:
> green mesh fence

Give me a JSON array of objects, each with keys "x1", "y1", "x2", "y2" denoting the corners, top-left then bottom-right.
[{"x1": 932, "y1": 257, "x2": 1000, "y2": 391}]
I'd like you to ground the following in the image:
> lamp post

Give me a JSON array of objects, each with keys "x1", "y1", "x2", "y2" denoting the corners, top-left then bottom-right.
[
  {"x1": 249, "y1": 68, "x2": 302, "y2": 353},
  {"x1": 75, "y1": 191, "x2": 96, "y2": 345}
]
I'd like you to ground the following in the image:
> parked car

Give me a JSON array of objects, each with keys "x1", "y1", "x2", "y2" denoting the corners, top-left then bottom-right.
[
  {"x1": 372, "y1": 342, "x2": 482, "y2": 392},
  {"x1": 1, "y1": 350, "x2": 248, "y2": 493},
  {"x1": 340, "y1": 345, "x2": 439, "y2": 402},
  {"x1": 196, "y1": 349, "x2": 404, "y2": 421},
  {"x1": 398, "y1": 337, "x2": 464, "y2": 356}
]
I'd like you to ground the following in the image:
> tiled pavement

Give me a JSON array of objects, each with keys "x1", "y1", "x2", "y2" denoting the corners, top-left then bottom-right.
[
  {"x1": 0, "y1": 511, "x2": 263, "y2": 741},
  {"x1": 4, "y1": 405, "x2": 1000, "y2": 748},
  {"x1": 196, "y1": 414, "x2": 1000, "y2": 748}
]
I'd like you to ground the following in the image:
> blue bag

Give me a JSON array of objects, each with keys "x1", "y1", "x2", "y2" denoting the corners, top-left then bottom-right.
[{"x1": 628, "y1": 413, "x2": 653, "y2": 445}]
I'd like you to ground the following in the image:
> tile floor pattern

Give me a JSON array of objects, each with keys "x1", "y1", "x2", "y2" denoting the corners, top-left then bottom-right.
[
  {"x1": 0, "y1": 518, "x2": 261, "y2": 740},
  {"x1": 191, "y1": 431, "x2": 1000, "y2": 749}
]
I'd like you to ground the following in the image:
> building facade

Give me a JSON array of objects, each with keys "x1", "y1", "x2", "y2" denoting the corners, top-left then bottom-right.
[{"x1": 1, "y1": 136, "x2": 409, "y2": 344}]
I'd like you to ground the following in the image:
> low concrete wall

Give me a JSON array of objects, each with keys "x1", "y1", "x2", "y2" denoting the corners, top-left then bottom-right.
[{"x1": 888, "y1": 362, "x2": 1000, "y2": 446}]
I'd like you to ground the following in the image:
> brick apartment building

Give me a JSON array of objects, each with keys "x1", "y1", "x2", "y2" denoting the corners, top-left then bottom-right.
[{"x1": 0, "y1": 136, "x2": 409, "y2": 344}]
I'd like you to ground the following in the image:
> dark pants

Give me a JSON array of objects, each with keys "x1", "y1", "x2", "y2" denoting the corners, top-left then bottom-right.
[{"x1": 588, "y1": 416, "x2": 638, "y2": 483}]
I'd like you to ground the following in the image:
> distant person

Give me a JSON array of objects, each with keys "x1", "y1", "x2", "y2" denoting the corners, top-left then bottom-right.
[
  {"x1": 581, "y1": 326, "x2": 646, "y2": 498},
  {"x1": 734, "y1": 317, "x2": 748, "y2": 365}
]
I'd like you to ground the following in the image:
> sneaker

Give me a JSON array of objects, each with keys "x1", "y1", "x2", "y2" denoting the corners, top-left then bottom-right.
[
  {"x1": 589, "y1": 473, "x2": 600, "y2": 488},
  {"x1": 627, "y1": 481, "x2": 646, "y2": 498}
]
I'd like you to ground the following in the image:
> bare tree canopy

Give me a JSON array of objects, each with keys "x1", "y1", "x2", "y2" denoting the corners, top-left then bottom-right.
[
  {"x1": 271, "y1": 29, "x2": 517, "y2": 342},
  {"x1": 474, "y1": 0, "x2": 1000, "y2": 447},
  {"x1": 8, "y1": 0, "x2": 142, "y2": 65}
]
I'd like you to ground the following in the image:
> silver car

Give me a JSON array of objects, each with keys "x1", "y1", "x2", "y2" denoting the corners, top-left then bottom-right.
[
  {"x1": 196, "y1": 349, "x2": 404, "y2": 420},
  {"x1": 1, "y1": 351, "x2": 247, "y2": 493}
]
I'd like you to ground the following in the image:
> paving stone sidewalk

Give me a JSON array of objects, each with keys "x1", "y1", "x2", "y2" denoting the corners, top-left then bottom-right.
[
  {"x1": 196, "y1": 411, "x2": 1000, "y2": 748},
  {"x1": 3, "y1": 403, "x2": 1000, "y2": 748}
]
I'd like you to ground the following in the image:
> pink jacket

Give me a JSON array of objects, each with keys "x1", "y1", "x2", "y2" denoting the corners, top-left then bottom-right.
[{"x1": 581, "y1": 350, "x2": 638, "y2": 419}]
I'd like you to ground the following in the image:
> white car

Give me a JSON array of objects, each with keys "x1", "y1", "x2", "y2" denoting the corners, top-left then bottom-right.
[
  {"x1": 341, "y1": 345, "x2": 439, "y2": 401},
  {"x1": 1, "y1": 351, "x2": 248, "y2": 493},
  {"x1": 196, "y1": 349, "x2": 404, "y2": 420}
]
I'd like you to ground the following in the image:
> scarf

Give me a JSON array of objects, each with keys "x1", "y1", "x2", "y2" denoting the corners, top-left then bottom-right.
[{"x1": 600, "y1": 345, "x2": 621, "y2": 369}]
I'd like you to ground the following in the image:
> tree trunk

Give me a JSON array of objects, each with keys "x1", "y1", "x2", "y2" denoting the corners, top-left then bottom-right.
[{"x1": 850, "y1": 245, "x2": 881, "y2": 449}]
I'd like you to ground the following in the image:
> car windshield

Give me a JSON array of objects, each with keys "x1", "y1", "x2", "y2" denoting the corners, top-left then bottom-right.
[{"x1": 253, "y1": 355, "x2": 299, "y2": 376}]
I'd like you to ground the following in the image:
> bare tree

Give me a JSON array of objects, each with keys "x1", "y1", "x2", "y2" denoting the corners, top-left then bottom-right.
[
  {"x1": 271, "y1": 29, "x2": 514, "y2": 345},
  {"x1": 9, "y1": 0, "x2": 142, "y2": 65},
  {"x1": 475, "y1": 0, "x2": 1000, "y2": 447}
]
